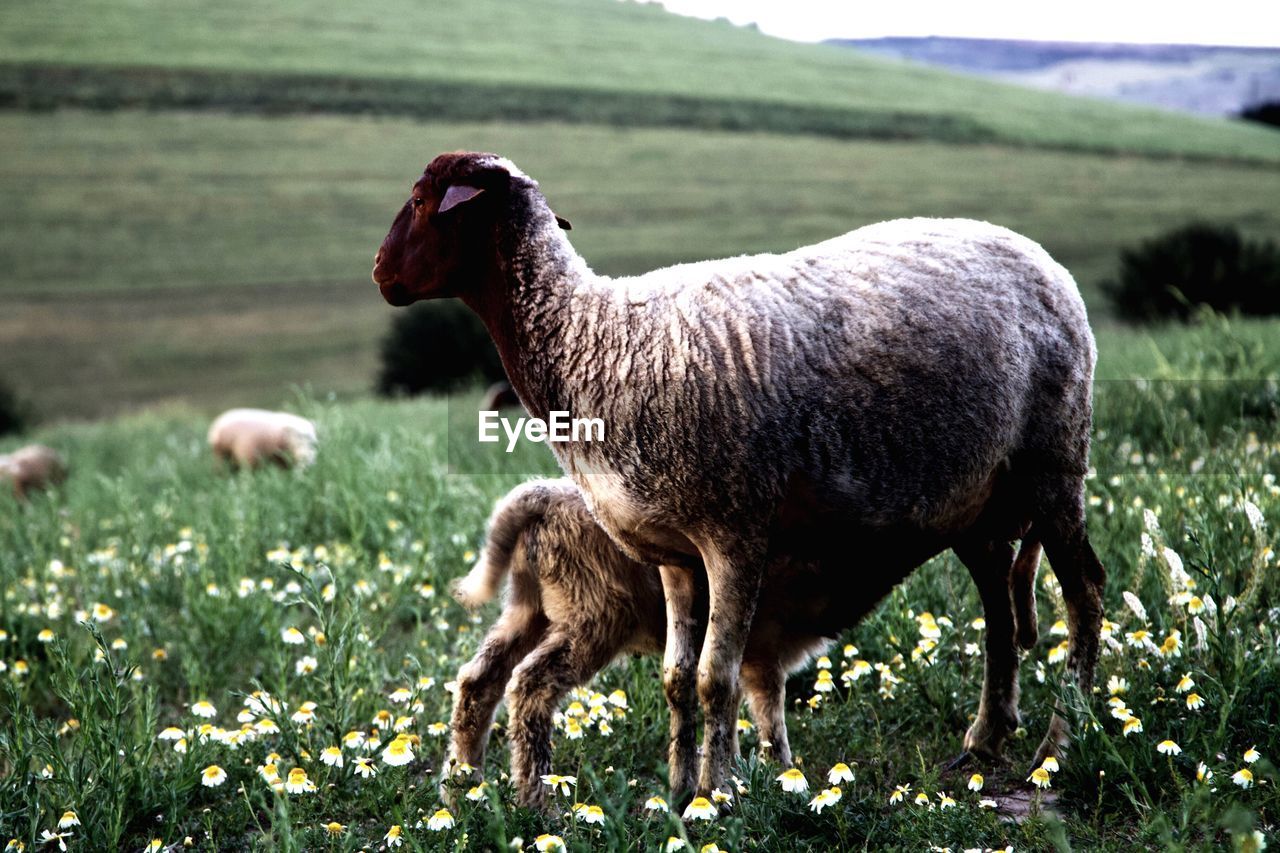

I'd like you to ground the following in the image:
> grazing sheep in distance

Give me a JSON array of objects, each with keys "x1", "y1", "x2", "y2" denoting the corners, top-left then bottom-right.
[
  {"x1": 481, "y1": 380, "x2": 522, "y2": 411},
  {"x1": 207, "y1": 409, "x2": 317, "y2": 470},
  {"x1": 446, "y1": 478, "x2": 834, "y2": 809},
  {"x1": 373, "y1": 152, "x2": 1104, "y2": 800},
  {"x1": 0, "y1": 444, "x2": 67, "y2": 500}
]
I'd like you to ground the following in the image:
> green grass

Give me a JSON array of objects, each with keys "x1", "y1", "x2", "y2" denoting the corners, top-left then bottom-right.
[
  {"x1": 1, "y1": 356, "x2": 1278, "y2": 849},
  {"x1": 4, "y1": 110, "x2": 1280, "y2": 419},
  {"x1": 1, "y1": 0, "x2": 1279, "y2": 161}
]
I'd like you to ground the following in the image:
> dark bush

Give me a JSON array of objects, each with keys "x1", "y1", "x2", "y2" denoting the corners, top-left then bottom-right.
[
  {"x1": 376, "y1": 301, "x2": 506, "y2": 396},
  {"x1": 0, "y1": 379, "x2": 29, "y2": 437},
  {"x1": 1240, "y1": 101, "x2": 1280, "y2": 129},
  {"x1": 1103, "y1": 222, "x2": 1280, "y2": 322}
]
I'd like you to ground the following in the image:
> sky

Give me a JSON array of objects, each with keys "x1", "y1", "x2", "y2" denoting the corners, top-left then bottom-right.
[{"x1": 645, "y1": 0, "x2": 1280, "y2": 48}]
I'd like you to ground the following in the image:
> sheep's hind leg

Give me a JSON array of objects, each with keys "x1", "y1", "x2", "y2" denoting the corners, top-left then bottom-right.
[
  {"x1": 659, "y1": 564, "x2": 704, "y2": 808},
  {"x1": 694, "y1": 538, "x2": 767, "y2": 801},
  {"x1": 1033, "y1": 499, "x2": 1105, "y2": 771},
  {"x1": 443, "y1": 609, "x2": 548, "y2": 801},
  {"x1": 955, "y1": 538, "x2": 1022, "y2": 764},
  {"x1": 741, "y1": 658, "x2": 791, "y2": 766}
]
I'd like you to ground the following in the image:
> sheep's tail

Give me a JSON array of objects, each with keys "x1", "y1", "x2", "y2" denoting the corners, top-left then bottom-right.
[
  {"x1": 1012, "y1": 534, "x2": 1042, "y2": 650},
  {"x1": 451, "y1": 480, "x2": 556, "y2": 609}
]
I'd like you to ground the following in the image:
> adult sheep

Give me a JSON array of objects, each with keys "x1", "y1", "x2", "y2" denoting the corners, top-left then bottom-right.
[
  {"x1": 0, "y1": 444, "x2": 67, "y2": 500},
  {"x1": 372, "y1": 152, "x2": 1104, "y2": 800},
  {"x1": 446, "y1": 478, "x2": 834, "y2": 809},
  {"x1": 207, "y1": 409, "x2": 317, "y2": 470}
]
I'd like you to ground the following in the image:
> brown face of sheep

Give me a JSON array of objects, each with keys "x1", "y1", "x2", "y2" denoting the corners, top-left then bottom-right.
[{"x1": 371, "y1": 152, "x2": 570, "y2": 307}]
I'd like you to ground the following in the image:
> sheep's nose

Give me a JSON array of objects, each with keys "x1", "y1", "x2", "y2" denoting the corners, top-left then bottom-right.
[{"x1": 374, "y1": 248, "x2": 384, "y2": 266}]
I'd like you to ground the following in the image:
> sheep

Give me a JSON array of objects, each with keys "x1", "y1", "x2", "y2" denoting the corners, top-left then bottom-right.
[
  {"x1": 207, "y1": 408, "x2": 317, "y2": 470},
  {"x1": 372, "y1": 151, "x2": 1104, "y2": 801},
  {"x1": 445, "y1": 478, "x2": 836, "y2": 809},
  {"x1": 0, "y1": 444, "x2": 67, "y2": 500},
  {"x1": 481, "y1": 380, "x2": 522, "y2": 411}
]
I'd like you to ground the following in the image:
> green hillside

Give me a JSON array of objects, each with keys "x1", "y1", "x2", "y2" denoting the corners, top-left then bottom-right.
[{"x1": 1, "y1": 0, "x2": 1278, "y2": 161}]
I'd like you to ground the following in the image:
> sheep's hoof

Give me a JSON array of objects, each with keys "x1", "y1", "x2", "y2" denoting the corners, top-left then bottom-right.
[{"x1": 944, "y1": 750, "x2": 973, "y2": 772}]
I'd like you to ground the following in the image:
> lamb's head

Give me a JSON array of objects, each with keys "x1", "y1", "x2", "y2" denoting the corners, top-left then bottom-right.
[{"x1": 372, "y1": 152, "x2": 570, "y2": 307}]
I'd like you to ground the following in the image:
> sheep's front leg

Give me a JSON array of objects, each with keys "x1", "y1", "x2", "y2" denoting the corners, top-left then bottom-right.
[
  {"x1": 741, "y1": 658, "x2": 791, "y2": 766},
  {"x1": 659, "y1": 564, "x2": 703, "y2": 806},
  {"x1": 695, "y1": 540, "x2": 766, "y2": 799},
  {"x1": 444, "y1": 609, "x2": 548, "y2": 800}
]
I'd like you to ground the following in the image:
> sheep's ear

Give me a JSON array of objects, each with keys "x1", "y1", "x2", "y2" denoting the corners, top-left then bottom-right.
[
  {"x1": 555, "y1": 214, "x2": 572, "y2": 231},
  {"x1": 438, "y1": 184, "x2": 485, "y2": 214}
]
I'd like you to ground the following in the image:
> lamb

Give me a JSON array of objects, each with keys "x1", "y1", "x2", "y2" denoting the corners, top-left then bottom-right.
[
  {"x1": 207, "y1": 408, "x2": 317, "y2": 470},
  {"x1": 372, "y1": 152, "x2": 1104, "y2": 800},
  {"x1": 446, "y1": 478, "x2": 835, "y2": 809},
  {"x1": 0, "y1": 444, "x2": 68, "y2": 500}
]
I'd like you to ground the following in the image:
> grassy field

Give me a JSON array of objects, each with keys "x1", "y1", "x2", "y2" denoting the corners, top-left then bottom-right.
[
  {"x1": 1, "y1": 331, "x2": 1278, "y2": 849},
  {"x1": 3, "y1": 0, "x2": 1280, "y2": 162},
  {"x1": 4, "y1": 110, "x2": 1280, "y2": 419}
]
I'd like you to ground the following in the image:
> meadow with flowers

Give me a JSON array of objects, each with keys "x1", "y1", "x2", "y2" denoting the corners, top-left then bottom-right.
[{"x1": 2, "y1": 317, "x2": 1279, "y2": 851}]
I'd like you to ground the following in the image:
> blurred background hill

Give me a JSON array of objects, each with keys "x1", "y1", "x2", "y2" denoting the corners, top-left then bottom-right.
[{"x1": 1, "y1": 0, "x2": 1278, "y2": 420}]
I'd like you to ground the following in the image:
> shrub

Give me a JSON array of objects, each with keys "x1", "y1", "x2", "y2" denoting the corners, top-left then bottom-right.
[
  {"x1": 375, "y1": 301, "x2": 505, "y2": 396},
  {"x1": 0, "y1": 378, "x2": 29, "y2": 437},
  {"x1": 1104, "y1": 222, "x2": 1280, "y2": 322}
]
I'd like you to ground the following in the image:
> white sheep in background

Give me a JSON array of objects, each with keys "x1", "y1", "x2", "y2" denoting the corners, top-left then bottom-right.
[
  {"x1": 207, "y1": 408, "x2": 317, "y2": 470},
  {"x1": 0, "y1": 444, "x2": 68, "y2": 500},
  {"x1": 446, "y1": 478, "x2": 835, "y2": 809},
  {"x1": 373, "y1": 152, "x2": 1102, "y2": 801}
]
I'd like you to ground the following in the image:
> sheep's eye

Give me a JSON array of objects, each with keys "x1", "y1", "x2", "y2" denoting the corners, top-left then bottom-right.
[{"x1": 411, "y1": 197, "x2": 425, "y2": 210}]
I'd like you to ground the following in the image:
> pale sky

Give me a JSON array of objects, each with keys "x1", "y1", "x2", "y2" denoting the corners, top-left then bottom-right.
[{"x1": 647, "y1": 0, "x2": 1280, "y2": 48}]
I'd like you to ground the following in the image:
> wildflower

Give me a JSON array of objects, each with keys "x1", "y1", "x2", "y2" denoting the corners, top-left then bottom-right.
[
  {"x1": 389, "y1": 687, "x2": 412, "y2": 704},
  {"x1": 813, "y1": 670, "x2": 835, "y2": 692},
  {"x1": 343, "y1": 730, "x2": 366, "y2": 748},
  {"x1": 828, "y1": 762, "x2": 854, "y2": 784},
  {"x1": 37, "y1": 629, "x2": 54, "y2": 643},
  {"x1": 1047, "y1": 640, "x2": 1069, "y2": 664},
  {"x1": 1157, "y1": 740, "x2": 1182, "y2": 756},
  {"x1": 913, "y1": 791, "x2": 930, "y2": 805},
  {"x1": 426, "y1": 809, "x2": 455, "y2": 831},
  {"x1": 644, "y1": 795, "x2": 668, "y2": 813},
  {"x1": 353, "y1": 757, "x2": 377, "y2": 778},
  {"x1": 144, "y1": 841, "x2": 162, "y2": 852},
  {"x1": 1041, "y1": 756, "x2": 1060, "y2": 773},
  {"x1": 979, "y1": 799, "x2": 998, "y2": 809},
  {"x1": 200, "y1": 765, "x2": 227, "y2": 787},
  {"x1": 541, "y1": 774, "x2": 576, "y2": 797},
  {"x1": 38, "y1": 832, "x2": 71, "y2": 852},
  {"x1": 281, "y1": 627, "x2": 305, "y2": 645},
  {"x1": 564, "y1": 718, "x2": 584, "y2": 740},
  {"x1": 1125, "y1": 629, "x2": 1152, "y2": 648},
  {"x1": 534, "y1": 834, "x2": 566, "y2": 851},
  {"x1": 1122, "y1": 591, "x2": 1148, "y2": 623},
  {"x1": 701, "y1": 846, "x2": 723, "y2": 853},
  {"x1": 889, "y1": 783, "x2": 911, "y2": 804},
  {"x1": 1123, "y1": 716, "x2": 1144, "y2": 736},
  {"x1": 1197, "y1": 762, "x2": 1214, "y2": 783},
  {"x1": 295, "y1": 656, "x2": 318, "y2": 676},
  {"x1": 1050, "y1": 619, "x2": 1068, "y2": 636},
  {"x1": 607, "y1": 689, "x2": 628, "y2": 708},
  {"x1": 57, "y1": 812, "x2": 80, "y2": 830},
  {"x1": 682, "y1": 797, "x2": 716, "y2": 820},
  {"x1": 1107, "y1": 676, "x2": 1128, "y2": 695},
  {"x1": 1244, "y1": 747, "x2": 1261, "y2": 764},
  {"x1": 322, "y1": 822, "x2": 345, "y2": 837},
  {"x1": 777, "y1": 767, "x2": 809, "y2": 793},
  {"x1": 384, "y1": 825, "x2": 403, "y2": 847},
  {"x1": 938, "y1": 792, "x2": 956, "y2": 809},
  {"x1": 158, "y1": 726, "x2": 185, "y2": 741},
  {"x1": 1187, "y1": 596, "x2": 1205, "y2": 615},
  {"x1": 968, "y1": 773, "x2": 984, "y2": 792},
  {"x1": 466, "y1": 783, "x2": 489, "y2": 801},
  {"x1": 1158, "y1": 632, "x2": 1181, "y2": 658},
  {"x1": 284, "y1": 767, "x2": 315, "y2": 794},
  {"x1": 574, "y1": 804, "x2": 605, "y2": 825},
  {"x1": 320, "y1": 746, "x2": 343, "y2": 767},
  {"x1": 191, "y1": 700, "x2": 217, "y2": 718},
  {"x1": 91, "y1": 602, "x2": 115, "y2": 623},
  {"x1": 1028, "y1": 767, "x2": 1052, "y2": 789},
  {"x1": 257, "y1": 763, "x2": 279, "y2": 784},
  {"x1": 1232, "y1": 768, "x2": 1254, "y2": 788},
  {"x1": 809, "y1": 786, "x2": 842, "y2": 813},
  {"x1": 382, "y1": 735, "x2": 415, "y2": 766},
  {"x1": 1175, "y1": 673, "x2": 1195, "y2": 693},
  {"x1": 4, "y1": 840, "x2": 23, "y2": 852},
  {"x1": 665, "y1": 839, "x2": 687, "y2": 852}
]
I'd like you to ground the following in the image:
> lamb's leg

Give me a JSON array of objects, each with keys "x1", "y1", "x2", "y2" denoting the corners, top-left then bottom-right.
[
  {"x1": 955, "y1": 538, "x2": 1021, "y2": 762},
  {"x1": 506, "y1": 628, "x2": 613, "y2": 810},
  {"x1": 1034, "y1": 495, "x2": 1106, "y2": 770},
  {"x1": 444, "y1": 608, "x2": 548, "y2": 798},
  {"x1": 741, "y1": 658, "x2": 790, "y2": 766},
  {"x1": 694, "y1": 538, "x2": 767, "y2": 799},
  {"x1": 659, "y1": 563, "x2": 702, "y2": 806}
]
